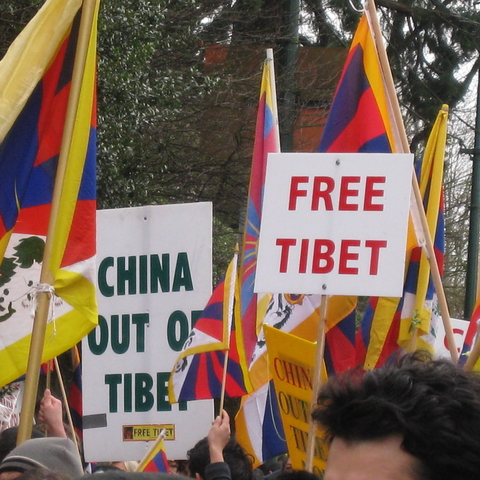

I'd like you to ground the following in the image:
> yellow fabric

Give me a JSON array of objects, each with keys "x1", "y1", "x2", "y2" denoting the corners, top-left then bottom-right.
[
  {"x1": 0, "y1": 0, "x2": 82, "y2": 143},
  {"x1": 398, "y1": 106, "x2": 448, "y2": 346}
]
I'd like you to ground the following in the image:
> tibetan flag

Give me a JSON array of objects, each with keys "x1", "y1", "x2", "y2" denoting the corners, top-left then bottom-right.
[
  {"x1": 248, "y1": 294, "x2": 322, "y2": 390},
  {"x1": 318, "y1": 14, "x2": 395, "y2": 154},
  {"x1": 0, "y1": 0, "x2": 99, "y2": 387},
  {"x1": 40, "y1": 361, "x2": 55, "y2": 374},
  {"x1": 68, "y1": 345, "x2": 83, "y2": 440},
  {"x1": 237, "y1": 294, "x2": 318, "y2": 462},
  {"x1": 314, "y1": 12, "x2": 397, "y2": 374},
  {"x1": 137, "y1": 437, "x2": 170, "y2": 473},
  {"x1": 357, "y1": 106, "x2": 448, "y2": 368},
  {"x1": 169, "y1": 252, "x2": 251, "y2": 402},
  {"x1": 397, "y1": 107, "x2": 447, "y2": 350},
  {"x1": 240, "y1": 53, "x2": 280, "y2": 366},
  {"x1": 234, "y1": 380, "x2": 286, "y2": 468},
  {"x1": 324, "y1": 305, "x2": 357, "y2": 375},
  {"x1": 236, "y1": 295, "x2": 354, "y2": 464},
  {"x1": 248, "y1": 294, "x2": 356, "y2": 389}
]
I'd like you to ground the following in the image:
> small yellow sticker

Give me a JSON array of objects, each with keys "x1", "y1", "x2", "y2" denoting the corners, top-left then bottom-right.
[{"x1": 122, "y1": 424, "x2": 175, "y2": 441}]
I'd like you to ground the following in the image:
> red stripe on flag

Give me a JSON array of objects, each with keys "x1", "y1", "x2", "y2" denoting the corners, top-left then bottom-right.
[
  {"x1": 195, "y1": 354, "x2": 210, "y2": 398},
  {"x1": 14, "y1": 204, "x2": 52, "y2": 236},
  {"x1": 326, "y1": 87, "x2": 386, "y2": 152},
  {"x1": 60, "y1": 200, "x2": 96, "y2": 267}
]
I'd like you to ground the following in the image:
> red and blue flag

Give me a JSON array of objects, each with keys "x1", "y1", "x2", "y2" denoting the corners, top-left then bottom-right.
[
  {"x1": 137, "y1": 436, "x2": 170, "y2": 473},
  {"x1": 318, "y1": 15, "x2": 395, "y2": 154},
  {"x1": 240, "y1": 54, "x2": 280, "y2": 366},
  {"x1": 234, "y1": 380, "x2": 286, "y2": 468},
  {"x1": 143, "y1": 450, "x2": 169, "y2": 473},
  {"x1": 68, "y1": 346, "x2": 83, "y2": 440},
  {"x1": 169, "y1": 252, "x2": 251, "y2": 402}
]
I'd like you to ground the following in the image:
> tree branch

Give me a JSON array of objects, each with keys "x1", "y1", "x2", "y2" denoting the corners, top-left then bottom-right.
[{"x1": 375, "y1": 0, "x2": 480, "y2": 27}]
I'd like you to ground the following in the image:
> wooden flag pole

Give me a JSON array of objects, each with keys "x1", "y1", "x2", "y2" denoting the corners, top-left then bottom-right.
[
  {"x1": 218, "y1": 351, "x2": 229, "y2": 415},
  {"x1": 366, "y1": 0, "x2": 458, "y2": 362},
  {"x1": 218, "y1": 245, "x2": 239, "y2": 415},
  {"x1": 16, "y1": 0, "x2": 99, "y2": 445},
  {"x1": 17, "y1": 292, "x2": 53, "y2": 444},
  {"x1": 135, "y1": 428, "x2": 167, "y2": 472},
  {"x1": 266, "y1": 48, "x2": 281, "y2": 148},
  {"x1": 44, "y1": 359, "x2": 51, "y2": 434},
  {"x1": 304, "y1": 295, "x2": 328, "y2": 472},
  {"x1": 46, "y1": 360, "x2": 52, "y2": 390},
  {"x1": 53, "y1": 357, "x2": 80, "y2": 454}
]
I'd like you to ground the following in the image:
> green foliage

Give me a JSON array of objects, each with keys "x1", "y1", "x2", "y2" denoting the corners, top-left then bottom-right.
[
  {"x1": 212, "y1": 217, "x2": 238, "y2": 285},
  {"x1": 382, "y1": 2, "x2": 480, "y2": 150},
  {"x1": 0, "y1": 1, "x2": 45, "y2": 57},
  {"x1": 96, "y1": 0, "x2": 248, "y2": 276},
  {"x1": 96, "y1": 0, "x2": 170, "y2": 208}
]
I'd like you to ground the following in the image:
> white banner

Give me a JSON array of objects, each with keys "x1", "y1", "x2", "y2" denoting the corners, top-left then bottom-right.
[
  {"x1": 82, "y1": 203, "x2": 214, "y2": 461},
  {"x1": 434, "y1": 317, "x2": 469, "y2": 359},
  {"x1": 255, "y1": 153, "x2": 412, "y2": 297}
]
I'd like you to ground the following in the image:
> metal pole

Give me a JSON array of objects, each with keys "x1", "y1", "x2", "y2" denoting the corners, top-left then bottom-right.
[
  {"x1": 279, "y1": 0, "x2": 299, "y2": 152},
  {"x1": 464, "y1": 72, "x2": 480, "y2": 319}
]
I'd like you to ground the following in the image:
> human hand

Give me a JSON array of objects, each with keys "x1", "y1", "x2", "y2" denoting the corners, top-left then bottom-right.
[
  {"x1": 38, "y1": 389, "x2": 67, "y2": 438},
  {"x1": 208, "y1": 409, "x2": 230, "y2": 463}
]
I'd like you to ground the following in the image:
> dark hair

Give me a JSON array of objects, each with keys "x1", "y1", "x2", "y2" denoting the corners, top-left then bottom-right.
[
  {"x1": 187, "y1": 438, "x2": 253, "y2": 480},
  {"x1": 14, "y1": 467, "x2": 71, "y2": 480},
  {"x1": 312, "y1": 351, "x2": 480, "y2": 480},
  {"x1": 275, "y1": 471, "x2": 320, "y2": 480}
]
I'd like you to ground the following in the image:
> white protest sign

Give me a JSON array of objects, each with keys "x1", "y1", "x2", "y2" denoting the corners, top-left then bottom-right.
[
  {"x1": 434, "y1": 317, "x2": 469, "y2": 359},
  {"x1": 0, "y1": 381, "x2": 24, "y2": 431},
  {"x1": 255, "y1": 153, "x2": 413, "y2": 297},
  {"x1": 82, "y1": 203, "x2": 214, "y2": 462}
]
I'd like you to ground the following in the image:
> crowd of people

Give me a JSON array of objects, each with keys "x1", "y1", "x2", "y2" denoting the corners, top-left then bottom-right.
[{"x1": 1, "y1": 352, "x2": 480, "y2": 480}]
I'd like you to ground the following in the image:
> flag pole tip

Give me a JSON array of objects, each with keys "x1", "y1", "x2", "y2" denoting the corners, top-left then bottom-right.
[{"x1": 350, "y1": 0, "x2": 365, "y2": 13}]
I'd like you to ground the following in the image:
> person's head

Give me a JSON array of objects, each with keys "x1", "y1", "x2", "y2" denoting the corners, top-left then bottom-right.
[
  {"x1": 262, "y1": 455, "x2": 286, "y2": 476},
  {"x1": 282, "y1": 458, "x2": 292, "y2": 473},
  {"x1": 93, "y1": 462, "x2": 139, "y2": 474},
  {"x1": 80, "y1": 472, "x2": 190, "y2": 480},
  {"x1": 187, "y1": 438, "x2": 253, "y2": 480},
  {"x1": 311, "y1": 351, "x2": 480, "y2": 480},
  {"x1": 0, "y1": 437, "x2": 83, "y2": 480},
  {"x1": 172, "y1": 460, "x2": 188, "y2": 476},
  {"x1": 275, "y1": 471, "x2": 320, "y2": 480},
  {"x1": 13, "y1": 467, "x2": 70, "y2": 480}
]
